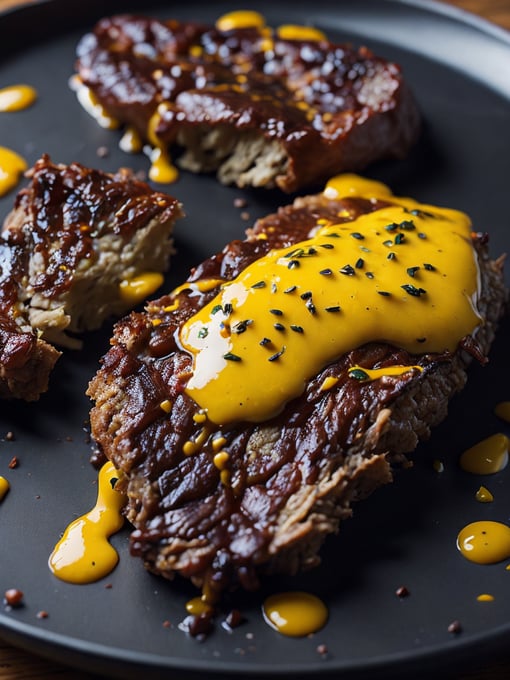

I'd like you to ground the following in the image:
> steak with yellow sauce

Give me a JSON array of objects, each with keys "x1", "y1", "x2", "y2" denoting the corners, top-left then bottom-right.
[{"x1": 87, "y1": 175, "x2": 506, "y2": 631}]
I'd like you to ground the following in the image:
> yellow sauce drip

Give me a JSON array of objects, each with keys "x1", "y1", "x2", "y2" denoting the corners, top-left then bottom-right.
[
  {"x1": 475, "y1": 486, "x2": 494, "y2": 503},
  {"x1": 495, "y1": 401, "x2": 510, "y2": 423},
  {"x1": 0, "y1": 476, "x2": 10, "y2": 501},
  {"x1": 180, "y1": 174, "x2": 481, "y2": 425},
  {"x1": 215, "y1": 10, "x2": 266, "y2": 31},
  {"x1": 276, "y1": 25, "x2": 327, "y2": 41},
  {"x1": 459, "y1": 433, "x2": 509, "y2": 475},
  {"x1": 119, "y1": 272, "x2": 164, "y2": 305},
  {"x1": 262, "y1": 591, "x2": 328, "y2": 637},
  {"x1": 457, "y1": 521, "x2": 510, "y2": 564},
  {"x1": 0, "y1": 84, "x2": 37, "y2": 112},
  {"x1": 146, "y1": 105, "x2": 179, "y2": 184},
  {"x1": 48, "y1": 462, "x2": 125, "y2": 584},
  {"x1": 119, "y1": 126, "x2": 143, "y2": 154},
  {"x1": 477, "y1": 593, "x2": 495, "y2": 602},
  {"x1": 185, "y1": 596, "x2": 214, "y2": 616},
  {"x1": 348, "y1": 364, "x2": 423, "y2": 382},
  {"x1": 0, "y1": 146, "x2": 27, "y2": 197}
]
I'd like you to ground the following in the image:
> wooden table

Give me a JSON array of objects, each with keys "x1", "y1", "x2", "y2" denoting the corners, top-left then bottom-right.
[{"x1": 0, "y1": 0, "x2": 509, "y2": 678}]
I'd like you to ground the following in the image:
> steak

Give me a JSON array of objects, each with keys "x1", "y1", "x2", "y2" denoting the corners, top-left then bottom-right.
[
  {"x1": 0, "y1": 155, "x2": 182, "y2": 399},
  {"x1": 73, "y1": 12, "x2": 421, "y2": 192},
  {"x1": 87, "y1": 176, "x2": 506, "y2": 629}
]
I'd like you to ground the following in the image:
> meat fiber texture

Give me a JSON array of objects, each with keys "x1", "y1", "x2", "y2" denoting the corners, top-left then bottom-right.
[
  {"x1": 87, "y1": 188, "x2": 507, "y2": 607},
  {"x1": 74, "y1": 14, "x2": 421, "y2": 192},
  {"x1": 0, "y1": 155, "x2": 181, "y2": 400}
]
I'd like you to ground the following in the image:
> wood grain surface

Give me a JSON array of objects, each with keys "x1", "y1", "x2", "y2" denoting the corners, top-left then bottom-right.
[{"x1": 0, "y1": 0, "x2": 508, "y2": 678}]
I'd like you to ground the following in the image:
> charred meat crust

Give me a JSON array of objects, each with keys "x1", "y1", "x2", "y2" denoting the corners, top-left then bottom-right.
[
  {"x1": 75, "y1": 14, "x2": 421, "y2": 192},
  {"x1": 0, "y1": 154, "x2": 182, "y2": 399},
  {"x1": 87, "y1": 191, "x2": 507, "y2": 599}
]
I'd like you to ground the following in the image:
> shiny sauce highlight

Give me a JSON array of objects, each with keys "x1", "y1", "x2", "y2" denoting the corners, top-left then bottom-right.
[{"x1": 262, "y1": 591, "x2": 328, "y2": 637}]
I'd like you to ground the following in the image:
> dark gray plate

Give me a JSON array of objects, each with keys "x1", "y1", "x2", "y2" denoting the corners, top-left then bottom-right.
[{"x1": 0, "y1": 1, "x2": 509, "y2": 678}]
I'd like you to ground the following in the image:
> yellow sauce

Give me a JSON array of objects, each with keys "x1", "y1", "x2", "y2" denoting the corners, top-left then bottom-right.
[
  {"x1": 348, "y1": 364, "x2": 423, "y2": 382},
  {"x1": 475, "y1": 485, "x2": 494, "y2": 503},
  {"x1": 146, "y1": 105, "x2": 179, "y2": 184},
  {"x1": 119, "y1": 272, "x2": 164, "y2": 305},
  {"x1": 277, "y1": 25, "x2": 327, "y2": 41},
  {"x1": 0, "y1": 146, "x2": 27, "y2": 197},
  {"x1": 185, "y1": 596, "x2": 214, "y2": 616},
  {"x1": 0, "y1": 476, "x2": 10, "y2": 501},
  {"x1": 0, "y1": 84, "x2": 37, "y2": 112},
  {"x1": 459, "y1": 433, "x2": 509, "y2": 475},
  {"x1": 48, "y1": 462, "x2": 125, "y2": 584},
  {"x1": 119, "y1": 126, "x2": 143, "y2": 154},
  {"x1": 457, "y1": 520, "x2": 510, "y2": 564},
  {"x1": 262, "y1": 591, "x2": 328, "y2": 637},
  {"x1": 215, "y1": 10, "x2": 266, "y2": 31},
  {"x1": 180, "y1": 174, "x2": 481, "y2": 425},
  {"x1": 477, "y1": 593, "x2": 495, "y2": 602},
  {"x1": 495, "y1": 401, "x2": 510, "y2": 423}
]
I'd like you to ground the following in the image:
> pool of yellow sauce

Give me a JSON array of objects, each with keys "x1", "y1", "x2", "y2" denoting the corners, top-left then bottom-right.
[
  {"x1": 262, "y1": 591, "x2": 328, "y2": 637},
  {"x1": 495, "y1": 401, "x2": 510, "y2": 423},
  {"x1": 459, "y1": 433, "x2": 509, "y2": 474},
  {"x1": 0, "y1": 146, "x2": 27, "y2": 197},
  {"x1": 48, "y1": 462, "x2": 125, "y2": 584},
  {"x1": 0, "y1": 476, "x2": 10, "y2": 501},
  {"x1": 180, "y1": 174, "x2": 481, "y2": 425},
  {"x1": 119, "y1": 272, "x2": 164, "y2": 305},
  {"x1": 457, "y1": 521, "x2": 510, "y2": 564}
]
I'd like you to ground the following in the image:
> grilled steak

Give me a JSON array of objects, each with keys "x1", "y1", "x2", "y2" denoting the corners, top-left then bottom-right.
[
  {"x1": 87, "y1": 176, "x2": 506, "y2": 625},
  {"x1": 73, "y1": 12, "x2": 421, "y2": 192},
  {"x1": 0, "y1": 155, "x2": 182, "y2": 399}
]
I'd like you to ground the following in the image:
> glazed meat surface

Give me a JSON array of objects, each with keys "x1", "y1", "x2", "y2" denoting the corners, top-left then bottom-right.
[
  {"x1": 74, "y1": 13, "x2": 421, "y2": 192},
  {"x1": 87, "y1": 183, "x2": 507, "y2": 616},
  {"x1": 0, "y1": 155, "x2": 182, "y2": 399}
]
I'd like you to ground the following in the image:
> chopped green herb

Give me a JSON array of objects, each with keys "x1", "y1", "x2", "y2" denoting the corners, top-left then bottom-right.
[
  {"x1": 394, "y1": 233, "x2": 405, "y2": 244},
  {"x1": 198, "y1": 327, "x2": 209, "y2": 339},
  {"x1": 232, "y1": 319, "x2": 252, "y2": 334},
  {"x1": 269, "y1": 309, "x2": 283, "y2": 316},
  {"x1": 418, "y1": 232, "x2": 427, "y2": 239},
  {"x1": 377, "y1": 290, "x2": 391, "y2": 296},
  {"x1": 383, "y1": 239, "x2": 393, "y2": 247},
  {"x1": 407, "y1": 266, "x2": 420, "y2": 277},
  {"x1": 271, "y1": 282, "x2": 278, "y2": 294},
  {"x1": 320, "y1": 243, "x2": 335, "y2": 249},
  {"x1": 385, "y1": 222, "x2": 398, "y2": 231},
  {"x1": 399, "y1": 220, "x2": 415, "y2": 231},
  {"x1": 223, "y1": 302, "x2": 233, "y2": 315},
  {"x1": 290, "y1": 324, "x2": 304, "y2": 333},
  {"x1": 288, "y1": 259, "x2": 300, "y2": 269},
  {"x1": 274, "y1": 323, "x2": 285, "y2": 331},
  {"x1": 223, "y1": 352, "x2": 241, "y2": 362},
  {"x1": 260, "y1": 337, "x2": 271, "y2": 346},
  {"x1": 349, "y1": 368, "x2": 369, "y2": 381},
  {"x1": 325, "y1": 305, "x2": 341, "y2": 312},
  {"x1": 423, "y1": 263, "x2": 436, "y2": 271},
  {"x1": 284, "y1": 285, "x2": 297, "y2": 294},
  {"x1": 300, "y1": 291, "x2": 312, "y2": 300},
  {"x1": 401, "y1": 284, "x2": 427, "y2": 296},
  {"x1": 251, "y1": 280, "x2": 266, "y2": 289},
  {"x1": 355, "y1": 258, "x2": 364, "y2": 269},
  {"x1": 319, "y1": 268, "x2": 333, "y2": 276},
  {"x1": 268, "y1": 346, "x2": 286, "y2": 362},
  {"x1": 306, "y1": 299, "x2": 316, "y2": 315},
  {"x1": 350, "y1": 232, "x2": 365, "y2": 240},
  {"x1": 339, "y1": 264, "x2": 355, "y2": 275},
  {"x1": 387, "y1": 252, "x2": 396, "y2": 261},
  {"x1": 365, "y1": 272, "x2": 375, "y2": 279}
]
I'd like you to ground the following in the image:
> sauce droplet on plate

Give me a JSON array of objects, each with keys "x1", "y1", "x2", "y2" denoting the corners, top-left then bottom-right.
[
  {"x1": 262, "y1": 591, "x2": 328, "y2": 637},
  {"x1": 459, "y1": 433, "x2": 509, "y2": 474},
  {"x1": 48, "y1": 462, "x2": 125, "y2": 583},
  {"x1": 495, "y1": 401, "x2": 510, "y2": 423},
  {"x1": 0, "y1": 84, "x2": 37, "y2": 112},
  {"x1": 0, "y1": 146, "x2": 27, "y2": 197},
  {"x1": 457, "y1": 521, "x2": 510, "y2": 564}
]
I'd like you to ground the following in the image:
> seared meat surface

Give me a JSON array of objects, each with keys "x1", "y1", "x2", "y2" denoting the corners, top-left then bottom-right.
[
  {"x1": 87, "y1": 181, "x2": 506, "y2": 613},
  {"x1": 74, "y1": 13, "x2": 421, "y2": 192}
]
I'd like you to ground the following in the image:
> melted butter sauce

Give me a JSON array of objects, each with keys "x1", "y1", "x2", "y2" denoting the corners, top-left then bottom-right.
[
  {"x1": 459, "y1": 433, "x2": 509, "y2": 474},
  {"x1": 348, "y1": 364, "x2": 423, "y2": 382},
  {"x1": 48, "y1": 462, "x2": 125, "y2": 584},
  {"x1": 0, "y1": 146, "x2": 28, "y2": 197},
  {"x1": 262, "y1": 591, "x2": 328, "y2": 637},
  {"x1": 119, "y1": 272, "x2": 164, "y2": 305},
  {"x1": 0, "y1": 84, "x2": 37, "y2": 112},
  {"x1": 457, "y1": 521, "x2": 510, "y2": 564},
  {"x1": 180, "y1": 174, "x2": 481, "y2": 425},
  {"x1": 0, "y1": 476, "x2": 10, "y2": 501},
  {"x1": 475, "y1": 486, "x2": 494, "y2": 503}
]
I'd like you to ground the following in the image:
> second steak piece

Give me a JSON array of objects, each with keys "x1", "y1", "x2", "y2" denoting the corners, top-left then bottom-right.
[{"x1": 74, "y1": 11, "x2": 421, "y2": 192}]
